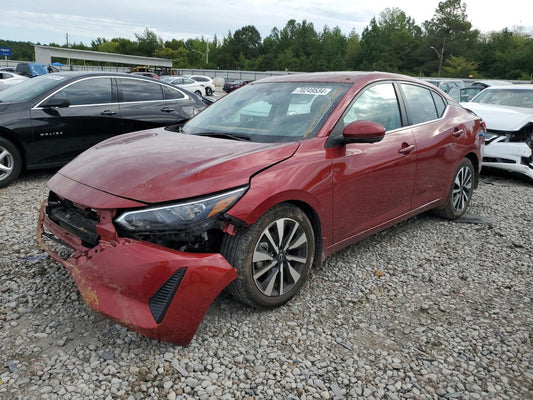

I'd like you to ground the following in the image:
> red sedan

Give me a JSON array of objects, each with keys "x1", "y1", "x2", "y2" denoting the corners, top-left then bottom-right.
[{"x1": 38, "y1": 72, "x2": 485, "y2": 345}]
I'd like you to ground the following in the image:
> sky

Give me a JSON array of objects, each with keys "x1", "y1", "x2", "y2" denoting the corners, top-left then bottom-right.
[{"x1": 2, "y1": 0, "x2": 532, "y2": 46}]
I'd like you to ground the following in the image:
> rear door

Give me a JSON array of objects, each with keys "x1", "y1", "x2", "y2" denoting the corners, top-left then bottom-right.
[
  {"x1": 116, "y1": 77, "x2": 193, "y2": 133},
  {"x1": 398, "y1": 83, "x2": 465, "y2": 209},
  {"x1": 28, "y1": 76, "x2": 121, "y2": 167}
]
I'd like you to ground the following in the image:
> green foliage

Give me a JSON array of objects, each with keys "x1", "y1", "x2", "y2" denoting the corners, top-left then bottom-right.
[
  {"x1": 423, "y1": 0, "x2": 480, "y2": 69},
  {"x1": 0, "y1": 40, "x2": 35, "y2": 61},
  {"x1": 477, "y1": 28, "x2": 533, "y2": 80},
  {"x1": 134, "y1": 29, "x2": 163, "y2": 57},
  {"x1": 359, "y1": 8, "x2": 422, "y2": 73},
  {"x1": 442, "y1": 55, "x2": 479, "y2": 78},
  {"x1": 344, "y1": 30, "x2": 361, "y2": 70}
]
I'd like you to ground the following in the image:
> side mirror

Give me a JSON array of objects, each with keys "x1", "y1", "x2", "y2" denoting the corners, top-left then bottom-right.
[
  {"x1": 342, "y1": 120, "x2": 386, "y2": 144},
  {"x1": 41, "y1": 98, "x2": 71, "y2": 108}
]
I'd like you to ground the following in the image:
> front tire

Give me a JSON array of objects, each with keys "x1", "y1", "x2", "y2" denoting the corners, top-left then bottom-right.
[
  {"x1": 221, "y1": 204, "x2": 315, "y2": 308},
  {"x1": 434, "y1": 158, "x2": 475, "y2": 220},
  {"x1": 0, "y1": 138, "x2": 22, "y2": 188}
]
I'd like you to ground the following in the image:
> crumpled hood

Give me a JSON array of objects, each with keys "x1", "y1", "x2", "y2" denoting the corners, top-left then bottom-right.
[
  {"x1": 56, "y1": 128, "x2": 299, "y2": 203},
  {"x1": 461, "y1": 102, "x2": 533, "y2": 131}
]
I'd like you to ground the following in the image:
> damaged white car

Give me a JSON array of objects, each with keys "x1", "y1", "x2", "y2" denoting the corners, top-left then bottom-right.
[{"x1": 461, "y1": 85, "x2": 533, "y2": 181}]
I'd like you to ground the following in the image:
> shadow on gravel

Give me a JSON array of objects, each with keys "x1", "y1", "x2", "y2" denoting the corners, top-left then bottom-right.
[
  {"x1": 480, "y1": 168, "x2": 533, "y2": 185},
  {"x1": 452, "y1": 214, "x2": 493, "y2": 227}
]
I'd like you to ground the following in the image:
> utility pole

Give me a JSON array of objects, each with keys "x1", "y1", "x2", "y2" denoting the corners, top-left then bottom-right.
[{"x1": 430, "y1": 43, "x2": 444, "y2": 77}]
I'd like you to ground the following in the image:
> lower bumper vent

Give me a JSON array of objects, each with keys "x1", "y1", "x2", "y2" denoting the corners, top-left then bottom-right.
[{"x1": 149, "y1": 268, "x2": 187, "y2": 324}]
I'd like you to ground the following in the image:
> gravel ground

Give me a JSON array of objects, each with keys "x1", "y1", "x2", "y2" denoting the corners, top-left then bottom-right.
[{"x1": 0, "y1": 170, "x2": 531, "y2": 400}]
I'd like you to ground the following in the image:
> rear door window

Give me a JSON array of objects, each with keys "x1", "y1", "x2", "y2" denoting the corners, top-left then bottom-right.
[
  {"x1": 401, "y1": 84, "x2": 439, "y2": 125},
  {"x1": 162, "y1": 85, "x2": 185, "y2": 100},
  {"x1": 118, "y1": 78, "x2": 164, "y2": 102}
]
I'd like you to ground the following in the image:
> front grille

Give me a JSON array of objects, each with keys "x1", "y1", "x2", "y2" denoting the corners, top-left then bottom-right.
[
  {"x1": 46, "y1": 192, "x2": 100, "y2": 248},
  {"x1": 149, "y1": 268, "x2": 187, "y2": 324}
]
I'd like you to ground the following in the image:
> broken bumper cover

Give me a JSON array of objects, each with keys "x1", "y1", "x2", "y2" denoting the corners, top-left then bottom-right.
[
  {"x1": 483, "y1": 137, "x2": 533, "y2": 180},
  {"x1": 37, "y1": 203, "x2": 237, "y2": 346}
]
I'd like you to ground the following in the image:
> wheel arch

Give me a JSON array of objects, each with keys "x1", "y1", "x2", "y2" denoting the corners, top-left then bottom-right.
[
  {"x1": 464, "y1": 151, "x2": 480, "y2": 189},
  {"x1": 285, "y1": 199, "x2": 324, "y2": 266},
  {"x1": 227, "y1": 194, "x2": 327, "y2": 264}
]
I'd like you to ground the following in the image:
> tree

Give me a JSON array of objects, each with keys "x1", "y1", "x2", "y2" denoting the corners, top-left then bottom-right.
[
  {"x1": 359, "y1": 8, "x2": 422, "y2": 73},
  {"x1": 318, "y1": 26, "x2": 348, "y2": 71},
  {"x1": 344, "y1": 30, "x2": 361, "y2": 70},
  {"x1": 477, "y1": 28, "x2": 533, "y2": 79},
  {"x1": 91, "y1": 38, "x2": 107, "y2": 50},
  {"x1": 423, "y1": 0, "x2": 479, "y2": 75},
  {"x1": 0, "y1": 40, "x2": 34, "y2": 61},
  {"x1": 232, "y1": 25, "x2": 262, "y2": 60},
  {"x1": 264, "y1": 20, "x2": 320, "y2": 71},
  {"x1": 135, "y1": 28, "x2": 163, "y2": 57},
  {"x1": 442, "y1": 55, "x2": 478, "y2": 77}
]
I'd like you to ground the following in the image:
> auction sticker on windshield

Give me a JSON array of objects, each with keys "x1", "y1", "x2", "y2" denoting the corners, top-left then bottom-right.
[{"x1": 292, "y1": 87, "x2": 332, "y2": 95}]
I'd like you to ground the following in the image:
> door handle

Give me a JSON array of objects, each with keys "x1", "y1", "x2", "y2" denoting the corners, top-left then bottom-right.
[
  {"x1": 101, "y1": 110, "x2": 117, "y2": 116},
  {"x1": 452, "y1": 128, "x2": 464, "y2": 137},
  {"x1": 398, "y1": 143, "x2": 415, "y2": 154},
  {"x1": 161, "y1": 107, "x2": 175, "y2": 113}
]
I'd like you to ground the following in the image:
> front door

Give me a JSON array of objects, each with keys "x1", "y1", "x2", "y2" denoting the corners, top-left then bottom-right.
[
  {"x1": 28, "y1": 76, "x2": 121, "y2": 167},
  {"x1": 329, "y1": 82, "x2": 416, "y2": 244}
]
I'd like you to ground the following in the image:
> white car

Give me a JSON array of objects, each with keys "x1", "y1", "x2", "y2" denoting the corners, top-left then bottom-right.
[
  {"x1": 183, "y1": 75, "x2": 216, "y2": 96},
  {"x1": 0, "y1": 71, "x2": 29, "y2": 91},
  {"x1": 160, "y1": 76, "x2": 207, "y2": 96},
  {"x1": 461, "y1": 84, "x2": 533, "y2": 181}
]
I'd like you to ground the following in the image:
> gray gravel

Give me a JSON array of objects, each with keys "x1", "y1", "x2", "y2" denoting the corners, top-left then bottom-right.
[{"x1": 1, "y1": 170, "x2": 532, "y2": 400}]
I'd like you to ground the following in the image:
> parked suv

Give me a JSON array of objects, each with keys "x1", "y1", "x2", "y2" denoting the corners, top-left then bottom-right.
[
  {"x1": 183, "y1": 75, "x2": 216, "y2": 96},
  {"x1": 15, "y1": 62, "x2": 49, "y2": 77}
]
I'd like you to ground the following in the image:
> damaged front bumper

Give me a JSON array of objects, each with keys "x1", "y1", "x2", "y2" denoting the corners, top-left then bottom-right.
[
  {"x1": 483, "y1": 136, "x2": 533, "y2": 180},
  {"x1": 37, "y1": 202, "x2": 237, "y2": 346}
]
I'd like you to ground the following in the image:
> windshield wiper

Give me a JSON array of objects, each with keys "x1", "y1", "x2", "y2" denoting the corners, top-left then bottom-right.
[{"x1": 192, "y1": 132, "x2": 252, "y2": 141}]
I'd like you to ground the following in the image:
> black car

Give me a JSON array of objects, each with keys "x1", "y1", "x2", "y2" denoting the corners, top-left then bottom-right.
[
  {"x1": 223, "y1": 79, "x2": 253, "y2": 93},
  {"x1": 0, "y1": 71, "x2": 207, "y2": 187}
]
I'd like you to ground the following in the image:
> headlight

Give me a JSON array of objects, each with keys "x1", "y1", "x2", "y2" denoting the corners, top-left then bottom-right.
[{"x1": 115, "y1": 186, "x2": 247, "y2": 232}]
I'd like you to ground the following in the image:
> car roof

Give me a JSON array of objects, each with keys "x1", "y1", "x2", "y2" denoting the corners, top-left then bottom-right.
[
  {"x1": 469, "y1": 80, "x2": 512, "y2": 87},
  {"x1": 184, "y1": 75, "x2": 211, "y2": 78},
  {"x1": 254, "y1": 71, "x2": 428, "y2": 85},
  {"x1": 482, "y1": 84, "x2": 533, "y2": 90},
  {"x1": 33, "y1": 71, "x2": 168, "y2": 82},
  {"x1": 421, "y1": 77, "x2": 463, "y2": 82}
]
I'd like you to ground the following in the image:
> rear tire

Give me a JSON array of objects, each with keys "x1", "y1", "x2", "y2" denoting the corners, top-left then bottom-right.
[
  {"x1": 0, "y1": 137, "x2": 22, "y2": 188},
  {"x1": 221, "y1": 204, "x2": 315, "y2": 308},
  {"x1": 434, "y1": 158, "x2": 474, "y2": 220},
  {"x1": 206, "y1": 87, "x2": 213, "y2": 96}
]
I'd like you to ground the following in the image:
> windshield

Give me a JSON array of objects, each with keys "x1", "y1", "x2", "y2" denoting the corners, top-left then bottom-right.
[
  {"x1": 471, "y1": 88, "x2": 533, "y2": 108},
  {"x1": 0, "y1": 74, "x2": 66, "y2": 103},
  {"x1": 183, "y1": 82, "x2": 349, "y2": 142}
]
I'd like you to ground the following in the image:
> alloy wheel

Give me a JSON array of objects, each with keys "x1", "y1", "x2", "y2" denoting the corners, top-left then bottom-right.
[
  {"x1": 452, "y1": 164, "x2": 473, "y2": 213},
  {"x1": 0, "y1": 146, "x2": 15, "y2": 180},
  {"x1": 252, "y1": 217, "x2": 309, "y2": 297}
]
